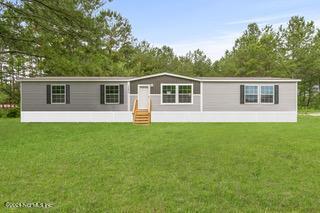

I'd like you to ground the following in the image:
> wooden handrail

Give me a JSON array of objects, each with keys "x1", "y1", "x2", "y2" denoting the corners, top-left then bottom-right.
[
  {"x1": 133, "y1": 98, "x2": 138, "y2": 114},
  {"x1": 132, "y1": 98, "x2": 138, "y2": 121},
  {"x1": 132, "y1": 97, "x2": 152, "y2": 124}
]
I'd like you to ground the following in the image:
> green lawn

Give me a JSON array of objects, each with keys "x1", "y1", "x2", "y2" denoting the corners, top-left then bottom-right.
[{"x1": 1, "y1": 116, "x2": 320, "y2": 212}]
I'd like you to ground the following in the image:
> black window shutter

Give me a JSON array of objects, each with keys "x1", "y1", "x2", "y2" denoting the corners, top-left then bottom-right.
[
  {"x1": 119, "y1": 85, "x2": 124, "y2": 104},
  {"x1": 66, "y1": 85, "x2": 70, "y2": 104},
  {"x1": 274, "y1": 85, "x2": 279, "y2": 104},
  {"x1": 100, "y1": 85, "x2": 105, "y2": 104},
  {"x1": 240, "y1": 85, "x2": 245, "y2": 104},
  {"x1": 46, "y1": 85, "x2": 51, "y2": 104}
]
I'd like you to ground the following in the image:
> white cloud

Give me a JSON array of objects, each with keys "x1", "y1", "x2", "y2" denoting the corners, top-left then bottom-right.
[
  {"x1": 314, "y1": 18, "x2": 320, "y2": 28},
  {"x1": 159, "y1": 14, "x2": 297, "y2": 61},
  {"x1": 226, "y1": 13, "x2": 297, "y2": 25},
  {"x1": 151, "y1": 13, "x2": 319, "y2": 61},
  {"x1": 153, "y1": 32, "x2": 241, "y2": 61}
]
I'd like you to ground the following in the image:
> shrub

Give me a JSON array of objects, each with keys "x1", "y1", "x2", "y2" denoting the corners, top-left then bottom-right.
[
  {"x1": 6, "y1": 108, "x2": 20, "y2": 118},
  {"x1": 0, "y1": 109, "x2": 7, "y2": 118},
  {"x1": 310, "y1": 94, "x2": 320, "y2": 109}
]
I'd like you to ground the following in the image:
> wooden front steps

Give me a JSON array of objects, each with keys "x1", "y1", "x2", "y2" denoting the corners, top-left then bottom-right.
[
  {"x1": 132, "y1": 99, "x2": 151, "y2": 124},
  {"x1": 134, "y1": 110, "x2": 150, "y2": 124}
]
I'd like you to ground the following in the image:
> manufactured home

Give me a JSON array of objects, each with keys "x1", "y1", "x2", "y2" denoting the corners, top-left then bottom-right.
[{"x1": 18, "y1": 72, "x2": 300, "y2": 123}]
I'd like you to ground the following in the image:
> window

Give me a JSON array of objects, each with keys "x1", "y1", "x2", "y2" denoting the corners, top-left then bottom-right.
[
  {"x1": 161, "y1": 84, "x2": 193, "y2": 104},
  {"x1": 245, "y1": 85, "x2": 258, "y2": 103},
  {"x1": 162, "y1": 85, "x2": 176, "y2": 103},
  {"x1": 51, "y1": 85, "x2": 65, "y2": 104},
  {"x1": 105, "y1": 85, "x2": 119, "y2": 104},
  {"x1": 178, "y1": 85, "x2": 192, "y2": 103},
  {"x1": 243, "y1": 85, "x2": 276, "y2": 104},
  {"x1": 261, "y1": 85, "x2": 274, "y2": 103}
]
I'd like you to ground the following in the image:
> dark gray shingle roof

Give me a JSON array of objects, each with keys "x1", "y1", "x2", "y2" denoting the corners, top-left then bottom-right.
[
  {"x1": 17, "y1": 73, "x2": 300, "y2": 82},
  {"x1": 18, "y1": 76, "x2": 135, "y2": 81}
]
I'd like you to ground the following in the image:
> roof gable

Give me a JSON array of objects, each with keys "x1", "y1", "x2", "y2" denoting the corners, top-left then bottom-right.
[{"x1": 129, "y1": 72, "x2": 200, "y2": 82}]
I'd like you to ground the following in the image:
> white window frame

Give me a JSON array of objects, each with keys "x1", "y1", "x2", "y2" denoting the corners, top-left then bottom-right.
[
  {"x1": 51, "y1": 84, "x2": 66, "y2": 104},
  {"x1": 105, "y1": 84, "x2": 120, "y2": 105},
  {"x1": 161, "y1": 84, "x2": 177, "y2": 104},
  {"x1": 260, "y1": 85, "x2": 275, "y2": 104},
  {"x1": 244, "y1": 84, "x2": 259, "y2": 104},
  {"x1": 161, "y1": 83, "x2": 193, "y2": 105}
]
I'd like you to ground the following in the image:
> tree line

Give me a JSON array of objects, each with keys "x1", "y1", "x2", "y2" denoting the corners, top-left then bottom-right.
[{"x1": 0, "y1": 0, "x2": 319, "y2": 108}]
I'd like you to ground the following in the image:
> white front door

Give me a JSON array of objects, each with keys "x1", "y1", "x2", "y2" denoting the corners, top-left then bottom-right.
[{"x1": 138, "y1": 85, "x2": 150, "y2": 109}]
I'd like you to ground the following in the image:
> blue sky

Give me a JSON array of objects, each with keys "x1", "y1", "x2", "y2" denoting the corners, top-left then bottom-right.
[{"x1": 106, "y1": 0, "x2": 320, "y2": 61}]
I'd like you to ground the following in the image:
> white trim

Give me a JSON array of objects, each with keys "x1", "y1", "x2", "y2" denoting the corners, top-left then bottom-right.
[
  {"x1": 137, "y1": 84, "x2": 151, "y2": 109},
  {"x1": 161, "y1": 84, "x2": 174, "y2": 105},
  {"x1": 160, "y1": 83, "x2": 193, "y2": 105},
  {"x1": 17, "y1": 79, "x2": 132, "y2": 82},
  {"x1": 129, "y1": 72, "x2": 200, "y2": 82},
  {"x1": 21, "y1": 111, "x2": 297, "y2": 122},
  {"x1": 131, "y1": 93, "x2": 198, "y2": 97},
  {"x1": 127, "y1": 82, "x2": 130, "y2": 111},
  {"x1": 200, "y1": 79, "x2": 301, "y2": 83},
  {"x1": 260, "y1": 85, "x2": 275, "y2": 104},
  {"x1": 20, "y1": 82, "x2": 22, "y2": 111},
  {"x1": 17, "y1": 79, "x2": 301, "y2": 83},
  {"x1": 130, "y1": 94, "x2": 161, "y2": 96},
  {"x1": 200, "y1": 82, "x2": 203, "y2": 112},
  {"x1": 296, "y1": 82, "x2": 298, "y2": 111},
  {"x1": 17, "y1": 72, "x2": 301, "y2": 83},
  {"x1": 105, "y1": 84, "x2": 120, "y2": 105},
  {"x1": 51, "y1": 84, "x2": 66, "y2": 104}
]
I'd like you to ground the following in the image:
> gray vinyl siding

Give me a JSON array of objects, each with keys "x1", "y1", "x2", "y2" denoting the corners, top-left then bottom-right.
[
  {"x1": 203, "y1": 82, "x2": 297, "y2": 111},
  {"x1": 21, "y1": 82, "x2": 128, "y2": 111},
  {"x1": 21, "y1": 79, "x2": 297, "y2": 112},
  {"x1": 130, "y1": 95, "x2": 200, "y2": 111},
  {"x1": 130, "y1": 75, "x2": 200, "y2": 94}
]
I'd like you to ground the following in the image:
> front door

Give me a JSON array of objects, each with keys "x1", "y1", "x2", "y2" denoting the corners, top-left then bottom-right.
[{"x1": 138, "y1": 85, "x2": 150, "y2": 109}]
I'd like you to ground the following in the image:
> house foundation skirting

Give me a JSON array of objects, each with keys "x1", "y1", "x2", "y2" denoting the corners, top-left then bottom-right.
[
  {"x1": 21, "y1": 111, "x2": 297, "y2": 122},
  {"x1": 151, "y1": 111, "x2": 297, "y2": 122}
]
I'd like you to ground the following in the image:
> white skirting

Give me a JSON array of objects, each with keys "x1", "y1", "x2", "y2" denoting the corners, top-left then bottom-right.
[
  {"x1": 21, "y1": 111, "x2": 132, "y2": 122},
  {"x1": 21, "y1": 111, "x2": 297, "y2": 122},
  {"x1": 151, "y1": 111, "x2": 297, "y2": 122}
]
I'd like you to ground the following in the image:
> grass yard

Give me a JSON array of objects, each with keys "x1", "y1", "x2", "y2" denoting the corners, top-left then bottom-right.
[{"x1": 1, "y1": 116, "x2": 320, "y2": 212}]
